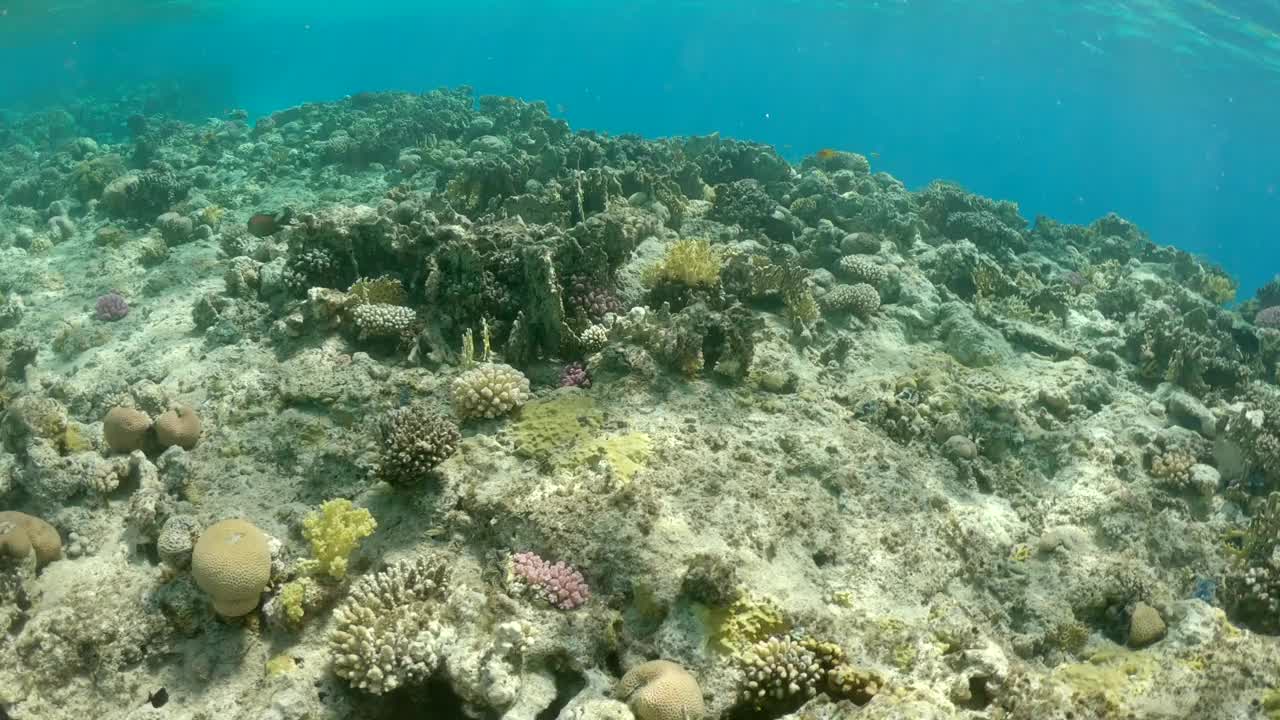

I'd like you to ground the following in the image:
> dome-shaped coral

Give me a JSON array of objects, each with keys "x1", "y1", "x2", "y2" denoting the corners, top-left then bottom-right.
[
  {"x1": 0, "y1": 511, "x2": 61, "y2": 568},
  {"x1": 615, "y1": 660, "x2": 705, "y2": 720},
  {"x1": 103, "y1": 406, "x2": 151, "y2": 452},
  {"x1": 820, "y1": 283, "x2": 880, "y2": 318},
  {"x1": 191, "y1": 518, "x2": 271, "y2": 617},
  {"x1": 155, "y1": 404, "x2": 201, "y2": 450}
]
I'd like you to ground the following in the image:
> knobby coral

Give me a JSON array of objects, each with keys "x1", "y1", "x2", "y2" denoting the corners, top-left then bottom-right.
[
  {"x1": 510, "y1": 551, "x2": 590, "y2": 610},
  {"x1": 329, "y1": 554, "x2": 452, "y2": 694},
  {"x1": 376, "y1": 405, "x2": 460, "y2": 483}
]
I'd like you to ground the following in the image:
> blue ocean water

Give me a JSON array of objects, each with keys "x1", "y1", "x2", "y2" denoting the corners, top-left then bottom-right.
[{"x1": 2, "y1": 0, "x2": 1278, "y2": 297}]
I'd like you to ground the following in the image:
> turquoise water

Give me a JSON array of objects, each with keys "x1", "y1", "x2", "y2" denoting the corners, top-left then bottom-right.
[{"x1": 2, "y1": 0, "x2": 1278, "y2": 296}]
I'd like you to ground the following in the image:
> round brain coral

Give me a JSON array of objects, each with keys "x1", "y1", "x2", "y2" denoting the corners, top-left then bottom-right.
[
  {"x1": 191, "y1": 518, "x2": 271, "y2": 617},
  {"x1": 103, "y1": 406, "x2": 151, "y2": 452},
  {"x1": 615, "y1": 660, "x2": 705, "y2": 720},
  {"x1": 450, "y1": 363, "x2": 531, "y2": 421},
  {"x1": 155, "y1": 404, "x2": 201, "y2": 450},
  {"x1": 0, "y1": 511, "x2": 62, "y2": 568},
  {"x1": 1127, "y1": 602, "x2": 1166, "y2": 648}
]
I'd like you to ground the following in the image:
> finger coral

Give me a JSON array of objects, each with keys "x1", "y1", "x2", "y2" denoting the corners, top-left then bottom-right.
[
  {"x1": 329, "y1": 554, "x2": 452, "y2": 694},
  {"x1": 450, "y1": 363, "x2": 531, "y2": 421},
  {"x1": 376, "y1": 405, "x2": 460, "y2": 483}
]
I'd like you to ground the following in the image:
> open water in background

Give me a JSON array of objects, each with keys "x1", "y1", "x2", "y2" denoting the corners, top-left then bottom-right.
[{"x1": 2, "y1": 0, "x2": 1278, "y2": 296}]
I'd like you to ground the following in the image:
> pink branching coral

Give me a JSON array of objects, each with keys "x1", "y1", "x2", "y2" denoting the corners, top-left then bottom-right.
[
  {"x1": 95, "y1": 292, "x2": 129, "y2": 321},
  {"x1": 558, "y1": 362, "x2": 591, "y2": 389},
  {"x1": 511, "y1": 551, "x2": 590, "y2": 610}
]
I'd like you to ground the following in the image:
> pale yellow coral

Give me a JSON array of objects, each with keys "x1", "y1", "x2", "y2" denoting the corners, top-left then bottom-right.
[{"x1": 302, "y1": 499, "x2": 376, "y2": 579}]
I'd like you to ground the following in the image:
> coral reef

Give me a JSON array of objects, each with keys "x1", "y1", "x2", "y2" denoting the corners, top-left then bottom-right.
[{"x1": 2, "y1": 85, "x2": 1280, "y2": 720}]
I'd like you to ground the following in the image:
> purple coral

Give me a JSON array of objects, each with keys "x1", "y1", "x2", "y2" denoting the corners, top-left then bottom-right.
[
  {"x1": 511, "y1": 551, "x2": 590, "y2": 610},
  {"x1": 1258, "y1": 305, "x2": 1280, "y2": 330},
  {"x1": 94, "y1": 292, "x2": 129, "y2": 321},
  {"x1": 568, "y1": 277, "x2": 622, "y2": 321},
  {"x1": 559, "y1": 362, "x2": 591, "y2": 389}
]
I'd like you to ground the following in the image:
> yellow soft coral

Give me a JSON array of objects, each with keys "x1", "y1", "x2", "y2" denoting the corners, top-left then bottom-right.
[
  {"x1": 280, "y1": 578, "x2": 310, "y2": 626},
  {"x1": 302, "y1": 499, "x2": 376, "y2": 579},
  {"x1": 642, "y1": 237, "x2": 722, "y2": 289}
]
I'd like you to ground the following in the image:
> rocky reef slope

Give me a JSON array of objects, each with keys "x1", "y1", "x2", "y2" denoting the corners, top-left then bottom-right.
[{"x1": 2, "y1": 88, "x2": 1280, "y2": 720}]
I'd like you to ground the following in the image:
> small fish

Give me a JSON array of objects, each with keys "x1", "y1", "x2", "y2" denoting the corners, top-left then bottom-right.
[
  {"x1": 247, "y1": 213, "x2": 281, "y2": 237},
  {"x1": 148, "y1": 687, "x2": 169, "y2": 708},
  {"x1": 247, "y1": 208, "x2": 292, "y2": 238}
]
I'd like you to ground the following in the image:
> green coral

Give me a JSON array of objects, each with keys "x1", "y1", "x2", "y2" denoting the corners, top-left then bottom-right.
[
  {"x1": 302, "y1": 499, "x2": 376, "y2": 579},
  {"x1": 642, "y1": 237, "x2": 722, "y2": 289},
  {"x1": 566, "y1": 432, "x2": 653, "y2": 485},
  {"x1": 511, "y1": 390, "x2": 653, "y2": 484},
  {"x1": 1263, "y1": 688, "x2": 1280, "y2": 719},
  {"x1": 513, "y1": 391, "x2": 602, "y2": 461},
  {"x1": 708, "y1": 594, "x2": 789, "y2": 655}
]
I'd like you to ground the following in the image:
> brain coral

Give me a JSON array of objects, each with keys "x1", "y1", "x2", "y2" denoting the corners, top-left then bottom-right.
[
  {"x1": 615, "y1": 660, "x2": 705, "y2": 720},
  {"x1": 450, "y1": 363, "x2": 531, "y2": 421},
  {"x1": 1128, "y1": 602, "x2": 1166, "y2": 648},
  {"x1": 155, "y1": 404, "x2": 201, "y2": 450},
  {"x1": 0, "y1": 511, "x2": 62, "y2": 567},
  {"x1": 103, "y1": 406, "x2": 151, "y2": 452},
  {"x1": 191, "y1": 518, "x2": 271, "y2": 617}
]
